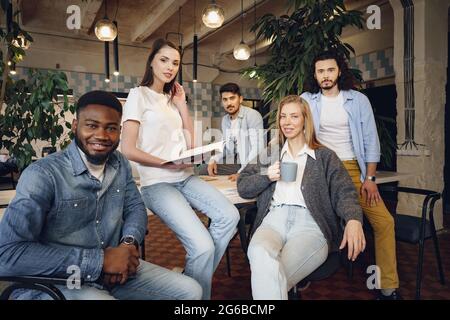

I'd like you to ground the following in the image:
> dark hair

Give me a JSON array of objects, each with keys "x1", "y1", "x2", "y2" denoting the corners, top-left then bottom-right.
[
  {"x1": 303, "y1": 50, "x2": 356, "y2": 93},
  {"x1": 76, "y1": 90, "x2": 122, "y2": 117},
  {"x1": 140, "y1": 38, "x2": 180, "y2": 99},
  {"x1": 219, "y1": 83, "x2": 241, "y2": 96}
]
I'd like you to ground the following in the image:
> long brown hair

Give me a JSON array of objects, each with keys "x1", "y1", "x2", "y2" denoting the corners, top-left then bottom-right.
[
  {"x1": 140, "y1": 38, "x2": 180, "y2": 99},
  {"x1": 276, "y1": 95, "x2": 322, "y2": 149},
  {"x1": 303, "y1": 50, "x2": 357, "y2": 93}
]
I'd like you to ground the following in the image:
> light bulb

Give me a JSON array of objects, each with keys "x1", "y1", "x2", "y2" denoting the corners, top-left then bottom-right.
[
  {"x1": 12, "y1": 34, "x2": 30, "y2": 50},
  {"x1": 95, "y1": 19, "x2": 117, "y2": 41},
  {"x1": 113, "y1": 71, "x2": 120, "y2": 76},
  {"x1": 233, "y1": 42, "x2": 251, "y2": 60},
  {"x1": 202, "y1": 3, "x2": 225, "y2": 28},
  {"x1": 104, "y1": 78, "x2": 110, "y2": 83}
]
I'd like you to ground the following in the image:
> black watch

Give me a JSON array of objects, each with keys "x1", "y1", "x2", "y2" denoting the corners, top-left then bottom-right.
[
  {"x1": 120, "y1": 235, "x2": 139, "y2": 250},
  {"x1": 366, "y1": 175, "x2": 376, "y2": 182}
]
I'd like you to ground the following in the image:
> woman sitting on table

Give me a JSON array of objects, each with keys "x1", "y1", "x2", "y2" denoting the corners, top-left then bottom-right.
[
  {"x1": 237, "y1": 95, "x2": 366, "y2": 300},
  {"x1": 120, "y1": 38, "x2": 239, "y2": 300}
]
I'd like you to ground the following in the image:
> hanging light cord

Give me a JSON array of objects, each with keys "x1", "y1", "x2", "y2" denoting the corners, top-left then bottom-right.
[
  {"x1": 254, "y1": 0, "x2": 256, "y2": 64},
  {"x1": 194, "y1": 0, "x2": 197, "y2": 34},
  {"x1": 114, "y1": 0, "x2": 119, "y2": 20},
  {"x1": 241, "y1": 0, "x2": 244, "y2": 42},
  {"x1": 178, "y1": 6, "x2": 182, "y2": 46}
]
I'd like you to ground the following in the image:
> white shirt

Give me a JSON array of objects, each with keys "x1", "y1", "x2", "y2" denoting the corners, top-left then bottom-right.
[
  {"x1": 271, "y1": 142, "x2": 316, "y2": 207},
  {"x1": 77, "y1": 147, "x2": 106, "y2": 182},
  {"x1": 122, "y1": 86, "x2": 193, "y2": 186},
  {"x1": 318, "y1": 92, "x2": 356, "y2": 160}
]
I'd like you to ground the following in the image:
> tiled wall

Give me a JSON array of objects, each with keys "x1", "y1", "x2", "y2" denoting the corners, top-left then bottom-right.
[
  {"x1": 13, "y1": 66, "x2": 262, "y2": 130},
  {"x1": 14, "y1": 46, "x2": 392, "y2": 128},
  {"x1": 349, "y1": 47, "x2": 394, "y2": 81}
]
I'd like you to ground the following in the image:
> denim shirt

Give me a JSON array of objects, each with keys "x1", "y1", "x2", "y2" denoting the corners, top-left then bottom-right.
[
  {"x1": 213, "y1": 106, "x2": 264, "y2": 173},
  {"x1": 0, "y1": 141, "x2": 147, "y2": 286},
  {"x1": 301, "y1": 90, "x2": 380, "y2": 181}
]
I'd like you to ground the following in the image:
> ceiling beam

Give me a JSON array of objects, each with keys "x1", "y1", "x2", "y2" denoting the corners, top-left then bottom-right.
[
  {"x1": 131, "y1": 0, "x2": 189, "y2": 43},
  {"x1": 80, "y1": 0, "x2": 103, "y2": 34}
]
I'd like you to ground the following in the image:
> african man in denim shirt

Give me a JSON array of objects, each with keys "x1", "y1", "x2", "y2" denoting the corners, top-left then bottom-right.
[{"x1": 0, "y1": 90, "x2": 201, "y2": 300}]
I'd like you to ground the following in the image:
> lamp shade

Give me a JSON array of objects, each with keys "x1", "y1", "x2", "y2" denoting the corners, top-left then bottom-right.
[
  {"x1": 202, "y1": 3, "x2": 224, "y2": 28},
  {"x1": 95, "y1": 19, "x2": 117, "y2": 41},
  {"x1": 233, "y1": 41, "x2": 251, "y2": 60},
  {"x1": 12, "y1": 34, "x2": 31, "y2": 50}
]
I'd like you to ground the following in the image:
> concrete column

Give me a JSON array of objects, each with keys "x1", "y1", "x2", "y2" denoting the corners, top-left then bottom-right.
[{"x1": 390, "y1": 0, "x2": 450, "y2": 229}]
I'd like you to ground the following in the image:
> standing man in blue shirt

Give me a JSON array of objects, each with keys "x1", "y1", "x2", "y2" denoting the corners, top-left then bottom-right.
[
  {"x1": 207, "y1": 83, "x2": 264, "y2": 181},
  {"x1": 0, "y1": 90, "x2": 201, "y2": 300},
  {"x1": 301, "y1": 51, "x2": 401, "y2": 300}
]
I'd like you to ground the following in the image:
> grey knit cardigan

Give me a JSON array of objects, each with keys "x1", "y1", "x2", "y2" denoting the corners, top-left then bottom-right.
[{"x1": 237, "y1": 146, "x2": 363, "y2": 252}]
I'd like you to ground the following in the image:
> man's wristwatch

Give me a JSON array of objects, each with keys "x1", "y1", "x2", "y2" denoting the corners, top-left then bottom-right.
[
  {"x1": 120, "y1": 235, "x2": 139, "y2": 250},
  {"x1": 366, "y1": 175, "x2": 376, "y2": 182}
]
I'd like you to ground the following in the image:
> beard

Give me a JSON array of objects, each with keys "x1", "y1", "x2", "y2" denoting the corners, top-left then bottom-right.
[
  {"x1": 226, "y1": 105, "x2": 240, "y2": 116},
  {"x1": 320, "y1": 78, "x2": 338, "y2": 90},
  {"x1": 74, "y1": 135, "x2": 119, "y2": 165}
]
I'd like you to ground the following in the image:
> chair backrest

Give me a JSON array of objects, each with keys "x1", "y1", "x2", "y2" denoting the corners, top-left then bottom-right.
[{"x1": 378, "y1": 185, "x2": 441, "y2": 221}]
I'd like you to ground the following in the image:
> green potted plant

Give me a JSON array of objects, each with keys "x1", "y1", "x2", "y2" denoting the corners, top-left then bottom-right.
[
  {"x1": 0, "y1": 0, "x2": 74, "y2": 170},
  {"x1": 244, "y1": 0, "x2": 395, "y2": 168}
]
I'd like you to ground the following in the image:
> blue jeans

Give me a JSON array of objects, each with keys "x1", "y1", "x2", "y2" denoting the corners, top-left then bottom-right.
[
  {"x1": 19, "y1": 260, "x2": 202, "y2": 300},
  {"x1": 140, "y1": 175, "x2": 240, "y2": 300},
  {"x1": 247, "y1": 204, "x2": 328, "y2": 300}
]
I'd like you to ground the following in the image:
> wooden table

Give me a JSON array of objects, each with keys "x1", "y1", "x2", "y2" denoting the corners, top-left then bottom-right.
[
  {"x1": 0, "y1": 171, "x2": 412, "y2": 221},
  {"x1": 198, "y1": 171, "x2": 411, "y2": 204},
  {"x1": 0, "y1": 190, "x2": 16, "y2": 220},
  {"x1": 376, "y1": 171, "x2": 412, "y2": 184},
  {"x1": 198, "y1": 176, "x2": 255, "y2": 205}
]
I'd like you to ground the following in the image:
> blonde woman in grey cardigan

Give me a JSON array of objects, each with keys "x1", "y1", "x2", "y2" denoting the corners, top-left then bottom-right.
[{"x1": 237, "y1": 95, "x2": 366, "y2": 300}]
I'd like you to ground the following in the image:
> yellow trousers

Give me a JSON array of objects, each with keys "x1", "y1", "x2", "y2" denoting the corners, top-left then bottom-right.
[{"x1": 342, "y1": 160, "x2": 399, "y2": 289}]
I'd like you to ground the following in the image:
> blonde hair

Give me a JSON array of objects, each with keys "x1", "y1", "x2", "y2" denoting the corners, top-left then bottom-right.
[{"x1": 276, "y1": 95, "x2": 322, "y2": 149}]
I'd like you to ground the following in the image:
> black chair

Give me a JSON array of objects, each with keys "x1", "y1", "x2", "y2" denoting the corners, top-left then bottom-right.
[
  {"x1": 41, "y1": 146, "x2": 57, "y2": 158},
  {"x1": 140, "y1": 229, "x2": 149, "y2": 261},
  {"x1": 378, "y1": 185, "x2": 445, "y2": 300},
  {"x1": 288, "y1": 250, "x2": 351, "y2": 300},
  {"x1": 0, "y1": 275, "x2": 83, "y2": 300},
  {"x1": 0, "y1": 158, "x2": 18, "y2": 190}
]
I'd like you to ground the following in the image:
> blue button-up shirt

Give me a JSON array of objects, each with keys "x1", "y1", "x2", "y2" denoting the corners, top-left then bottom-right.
[
  {"x1": 301, "y1": 90, "x2": 381, "y2": 181},
  {"x1": 213, "y1": 106, "x2": 264, "y2": 172},
  {"x1": 0, "y1": 141, "x2": 147, "y2": 285}
]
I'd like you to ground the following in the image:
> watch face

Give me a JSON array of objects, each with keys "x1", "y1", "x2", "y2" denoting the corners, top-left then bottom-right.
[{"x1": 123, "y1": 236, "x2": 134, "y2": 244}]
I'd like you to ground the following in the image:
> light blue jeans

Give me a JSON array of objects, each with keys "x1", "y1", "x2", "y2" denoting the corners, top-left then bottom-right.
[
  {"x1": 140, "y1": 175, "x2": 240, "y2": 300},
  {"x1": 34, "y1": 260, "x2": 202, "y2": 300},
  {"x1": 247, "y1": 204, "x2": 328, "y2": 300}
]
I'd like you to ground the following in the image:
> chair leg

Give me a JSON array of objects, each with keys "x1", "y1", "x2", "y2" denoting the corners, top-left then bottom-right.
[
  {"x1": 415, "y1": 240, "x2": 425, "y2": 300},
  {"x1": 141, "y1": 240, "x2": 146, "y2": 261},
  {"x1": 225, "y1": 247, "x2": 231, "y2": 277},
  {"x1": 347, "y1": 260, "x2": 354, "y2": 280},
  {"x1": 288, "y1": 284, "x2": 300, "y2": 300},
  {"x1": 237, "y1": 213, "x2": 248, "y2": 255},
  {"x1": 430, "y1": 229, "x2": 446, "y2": 285}
]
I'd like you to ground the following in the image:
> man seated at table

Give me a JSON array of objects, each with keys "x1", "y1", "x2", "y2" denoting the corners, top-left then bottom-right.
[
  {"x1": 206, "y1": 83, "x2": 264, "y2": 181},
  {"x1": 0, "y1": 90, "x2": 202, "y2": 300}
]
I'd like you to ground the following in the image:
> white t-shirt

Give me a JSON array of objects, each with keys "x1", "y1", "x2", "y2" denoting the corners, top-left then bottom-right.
[
  {"x1": 271, "y1": 143, "x2": 315, "y2": 207},
  {"x1": 77, "y1": 147, "x2": 106, "y2": 182},
  {"x1": 122, "y1": 86, "x2": 193, "y2": 186},
  {"x1": 318, "y1": 92, "x2": 356, "y2": 160}
]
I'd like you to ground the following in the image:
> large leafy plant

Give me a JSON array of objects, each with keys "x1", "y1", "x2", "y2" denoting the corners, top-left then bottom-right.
[
  {"x1": 245, "y1": 0, "x2": 364, "y2": 103},
  {"x1": 0, "y1": 0, "x2": 74, "y2": 169},
  {"x1": 245, "y1": 0, "x2": 396, "y2": 168}
]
